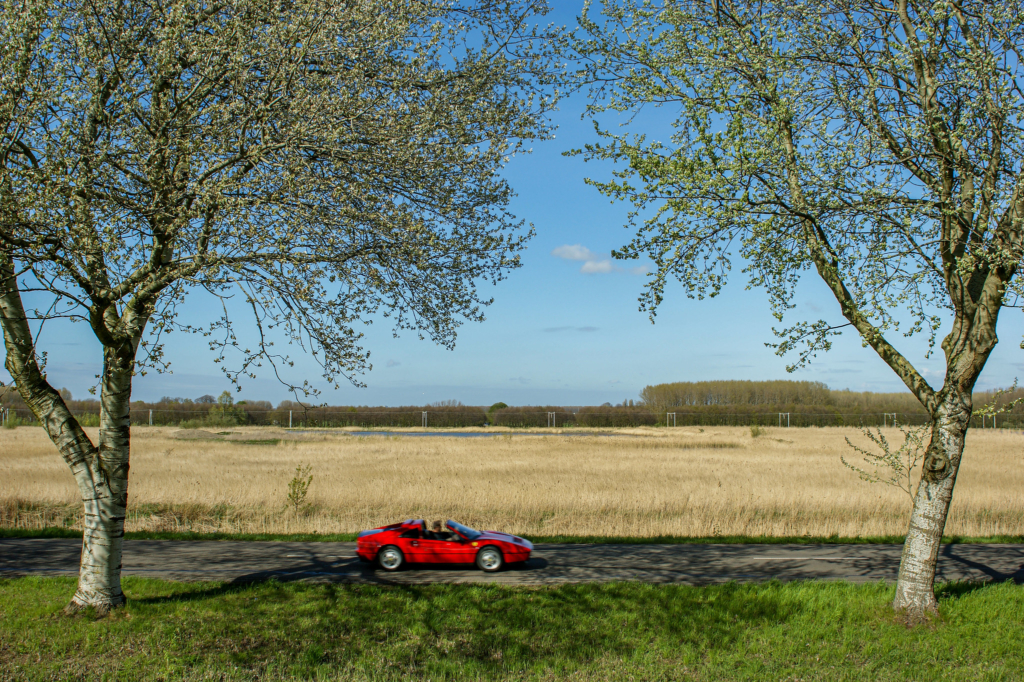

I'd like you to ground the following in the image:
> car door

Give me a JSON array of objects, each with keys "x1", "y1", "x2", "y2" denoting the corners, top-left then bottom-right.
[
  {"x1": 418, "y1": 531, "x2": 472, "y2": 564},
  {"x1": 436, "y1": 531, "x2": 476, "y2": 564},
  {"x1": 394, "y1": 527, "x2": 426, "y2": 562},
  {"x1": 416, "y1": 537, "x2": 447, "y2": 563}
]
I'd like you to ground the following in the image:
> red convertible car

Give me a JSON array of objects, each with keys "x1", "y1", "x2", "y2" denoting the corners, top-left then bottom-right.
[{"x1": 357, "y1": 519, "x2": 532, "y2": 572}]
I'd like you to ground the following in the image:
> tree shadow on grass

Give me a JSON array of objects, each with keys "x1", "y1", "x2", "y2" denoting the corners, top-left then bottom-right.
[
  {"x1": 126, "y1": 555, "x2": 551, "y2": 606},
  {"x1": 935, "y1": 580, "x2": 1020, "y2": 601},
  {"x1": 126, "y1": 577, "x2": 803, "y2": 675}
]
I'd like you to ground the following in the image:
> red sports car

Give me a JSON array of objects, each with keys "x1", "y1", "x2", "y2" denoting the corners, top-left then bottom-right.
[{"x1": 356, "y1": 519, "x2": 533, "y2": 572}]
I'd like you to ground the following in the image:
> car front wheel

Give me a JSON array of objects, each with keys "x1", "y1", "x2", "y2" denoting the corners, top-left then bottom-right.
[
  {"x1": 378, "y1": 545, "x2": 405, "y2": 572},
  {"x1": 475, "y1": 546, "x2": 504, "y2": 572}
]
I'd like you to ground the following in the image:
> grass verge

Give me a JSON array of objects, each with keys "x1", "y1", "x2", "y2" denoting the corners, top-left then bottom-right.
[
  {"x1": 4, "y1": 527, "x2": 1024, "y2": 544},
  {"x1": 1, "y1": 577, "x2": 1021, "y2": 681}
]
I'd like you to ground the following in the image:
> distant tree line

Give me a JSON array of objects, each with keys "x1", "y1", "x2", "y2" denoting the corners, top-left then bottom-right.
[
  {"x1": 640, "y1": 380, "x2": 932, "y2": 413},
  {"x1": 3, "y1": 381, "x2": 1021, "y2": 428}
]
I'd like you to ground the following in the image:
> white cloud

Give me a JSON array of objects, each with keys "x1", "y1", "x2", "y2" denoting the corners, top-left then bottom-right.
[
  {"x1": 551, "y1": 244, "x2": 598, "y2": 261},
  {"x1": 552, "y1": 244, "x2": 648, "y2": 275},
  {"x1": 580, "y1": 259, "x2": 616, "y2": 274}
]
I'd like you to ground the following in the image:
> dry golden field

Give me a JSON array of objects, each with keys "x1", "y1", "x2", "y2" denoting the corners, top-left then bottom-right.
[{"x1": 1, "y1": 425, "x2": 1022, "y2": 537}]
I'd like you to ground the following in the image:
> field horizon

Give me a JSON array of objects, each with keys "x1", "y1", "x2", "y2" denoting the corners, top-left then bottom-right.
[{"x1": 3, "y1": 425, "x2": 1022, "y2": 540}]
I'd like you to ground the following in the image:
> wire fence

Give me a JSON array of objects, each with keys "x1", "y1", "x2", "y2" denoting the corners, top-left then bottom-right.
[{"x1": 2, "y1": 406, "x2": 1022, "y2": 430}]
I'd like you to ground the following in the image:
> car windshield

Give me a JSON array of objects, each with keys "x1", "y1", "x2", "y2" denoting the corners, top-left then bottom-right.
[{"x1": 447, "y1": 520, "x2": 481, "y2": 540}]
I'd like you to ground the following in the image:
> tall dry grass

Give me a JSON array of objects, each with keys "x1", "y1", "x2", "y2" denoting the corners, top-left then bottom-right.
[{"x1": 1, "y1": 425, "x2": 1021, "y2": 537}]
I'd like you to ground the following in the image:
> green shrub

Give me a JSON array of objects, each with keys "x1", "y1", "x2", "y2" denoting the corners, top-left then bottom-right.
[
  {"x1": 75, "y1": 413, "x2": 100, "y2": 427},
  {"x1": 286, "y1": 464, "x2": 314, "y2": 515}
]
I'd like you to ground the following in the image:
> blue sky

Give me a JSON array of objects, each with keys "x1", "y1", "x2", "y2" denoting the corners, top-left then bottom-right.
[{"x1": 6, "y1": 3, "x2": 1023, "y2": 406}]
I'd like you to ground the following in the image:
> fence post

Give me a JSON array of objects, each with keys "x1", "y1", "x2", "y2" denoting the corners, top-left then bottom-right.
[
  {"x1": 149, "y1": 409, "x2": 152, "y2": 426},
  {"x1": 289, "y1": 410, "x2": 292, "y2": 428},
  {"x1": 666, "y1": 412, "x2": 676, "y2": 427},
  {"x1": 422, "y1": 411, "x2": 428, "y2": 428}
]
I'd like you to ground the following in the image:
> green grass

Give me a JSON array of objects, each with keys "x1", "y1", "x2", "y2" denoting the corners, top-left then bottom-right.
[
  {"x1": 1, "y1": 577, "x2": 1022, "y2": 681},
  {"x1": 4, "y1": 527, "x2": 1024, "y2": 545}
]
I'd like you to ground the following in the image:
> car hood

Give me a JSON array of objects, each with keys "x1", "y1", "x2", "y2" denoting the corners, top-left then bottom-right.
[{"x1": 477, "y1": 531, "x2": 533, "y2": 550}]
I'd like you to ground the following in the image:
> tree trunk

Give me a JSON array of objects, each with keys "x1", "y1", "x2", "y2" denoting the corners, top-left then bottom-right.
[
  {"x1": 0, "y1": 251, "x2": 132, "y2": 612},
  {"x1": 68, "y1": 345, "x2": 134, "y2": 613},
  {"x1": 893, "y1": 389, "x2": 971, "y2": 620}
]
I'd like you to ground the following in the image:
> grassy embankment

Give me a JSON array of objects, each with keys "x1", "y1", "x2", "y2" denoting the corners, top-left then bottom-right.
[{"x1": 2, "y1": 576, "x2": 1023, "y2": 681}]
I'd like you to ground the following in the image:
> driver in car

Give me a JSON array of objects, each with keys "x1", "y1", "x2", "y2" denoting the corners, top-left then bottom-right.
[{"x1": 429, "y1": 520, "x2": 455, "y2": 541}]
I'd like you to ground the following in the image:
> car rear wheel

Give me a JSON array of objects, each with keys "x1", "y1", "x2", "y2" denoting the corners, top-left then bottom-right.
[
  {"x1": 476, "y1": 546, "x2": 504, "y2": 572},
  {"x1": 378, "y1": 545, "x2": 404, "y2": 571}
]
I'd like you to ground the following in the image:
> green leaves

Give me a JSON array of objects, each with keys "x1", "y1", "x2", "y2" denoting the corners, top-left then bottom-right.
[
  {"x1": 1, "y1": 0, "x2": 565, "y2": 396},
  {"x1": 572, "y1": 0, "x2": 1024, "y2": 410}
]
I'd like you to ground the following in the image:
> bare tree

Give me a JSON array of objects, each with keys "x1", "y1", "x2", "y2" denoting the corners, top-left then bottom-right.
[
  {"x1": 1, "y1": 0, "x2": 562, "y2": 612},
  {"x1": 573, "y1": 0, "x2": 1023, "y2": 620}
]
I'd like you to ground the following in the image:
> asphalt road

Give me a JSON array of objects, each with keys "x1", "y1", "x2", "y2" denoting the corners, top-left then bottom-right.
[{"x1": 3, "y1": 539, "x2": 1023, "y2": 586}]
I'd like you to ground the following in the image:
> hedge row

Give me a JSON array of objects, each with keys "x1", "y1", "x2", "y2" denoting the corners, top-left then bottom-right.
[{"x1": 2, "y1": 403, "x2": 1021, "y2": 429}]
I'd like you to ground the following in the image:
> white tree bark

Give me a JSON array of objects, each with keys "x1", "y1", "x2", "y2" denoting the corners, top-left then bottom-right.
[
  {"x1": 67, "y1": 347, "x2": 133, "y2": 611},
  {"x1": 67, "y1": 452, "x2": 128, "y2": 611},
  {"x1": 893, "y1": 392, "x2": 971, "y2": 618}
]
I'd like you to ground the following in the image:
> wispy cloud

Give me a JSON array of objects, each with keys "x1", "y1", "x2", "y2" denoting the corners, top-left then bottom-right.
[
  {"x1": 552, "y1": 243, "x2": 615, "y2": 274},
  {"x1": 551, "y1": 244, "x2": 598, "y2": 261},
  {"x1": 386, "y1": 359, "x2": 401, "y2": 367},
  {"x1": 552, "y1": 244, "x2": 648, "y2": 276},
  {"x1": 580, "y1": 259, "x2": 616, "y2": 274},
  {"x1": 543, "y1": 326, "x2": 600, "y2": 333}
]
